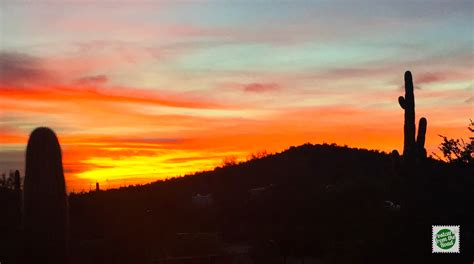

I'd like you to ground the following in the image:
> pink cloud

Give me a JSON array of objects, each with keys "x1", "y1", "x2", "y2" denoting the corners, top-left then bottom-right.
[
  {"x1": 416, "y1": 70, "x2": 472, "y2": 84},
  {"x1": 244, "y1": 83, "x2": 279, "y2": 93}
]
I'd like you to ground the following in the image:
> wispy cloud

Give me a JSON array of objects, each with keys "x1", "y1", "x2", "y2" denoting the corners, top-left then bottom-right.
[
  {"x1": 0, "y1": 52, "x2": 55, "y2": 87},
  {"x1": 75, "y1": 74, "x2": 108, "y2": 86}
]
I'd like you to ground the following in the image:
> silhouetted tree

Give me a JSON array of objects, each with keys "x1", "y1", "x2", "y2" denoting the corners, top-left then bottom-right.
[
  {"x1": 247, "y1": 150, "x2": 269, "y2": 161},
  {"x1": 14, "y1": 170, "x2": 21, "y2": 192},
  {"x1": 222, "y1": 156, "x2": 238, "y2": 167},
  {"x1": 0, "y1": 171, "x2": 18, "y2": 189},
  {"x1": 436, "y1": 120, "x2": 473, "y2": 165}
]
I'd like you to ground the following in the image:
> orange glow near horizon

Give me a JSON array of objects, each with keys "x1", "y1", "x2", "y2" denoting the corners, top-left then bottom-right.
[
  {"x1": 1, "y1": 80, "x2": 472, "y2": 192},
  {"x1": 1, "y1": 2, "x2": 472, "y2": 192},
  {"x1": 1, "y1": 92, "x2": 470, "y2": 193}
]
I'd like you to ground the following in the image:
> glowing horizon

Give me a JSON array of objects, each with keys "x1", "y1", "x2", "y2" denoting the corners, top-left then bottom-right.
[{"x1": 1, "y1": 1, "x2": 472, "y2": 192}]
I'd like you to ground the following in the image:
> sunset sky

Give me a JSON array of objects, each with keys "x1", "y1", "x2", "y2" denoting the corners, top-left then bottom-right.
[{"x1": 1, "y1": 1, "x2": 472, "y2": 192}]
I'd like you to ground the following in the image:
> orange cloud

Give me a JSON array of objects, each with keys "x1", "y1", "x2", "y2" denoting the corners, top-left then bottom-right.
[{"x1": 0, "y1": 85, "x2": 225, "y2": 110}]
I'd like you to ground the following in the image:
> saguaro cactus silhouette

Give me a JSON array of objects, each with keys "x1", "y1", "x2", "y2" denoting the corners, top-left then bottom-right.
[
  {"x1": 398, "y1": 71, "x2": 427, "y2": 162},
  {"x1": 23, "y1": 127, "x2": 68, "y2": 264},
  {"x1": 395, "y1": 72, "x2": 431, "y2": 261}
]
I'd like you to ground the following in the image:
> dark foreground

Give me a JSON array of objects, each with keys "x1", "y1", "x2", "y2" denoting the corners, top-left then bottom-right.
[{"x1": 1, "y1": 143, "x2": 473, "y2": 264}]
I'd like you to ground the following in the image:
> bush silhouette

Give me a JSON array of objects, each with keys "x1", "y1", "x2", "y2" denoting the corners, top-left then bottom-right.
[
  {"x1": 23, "y1": 127, "x2": 68, "y2": 264},
  {"x1": 14, "y1": 170, "x2": 21, "y2": 192}
]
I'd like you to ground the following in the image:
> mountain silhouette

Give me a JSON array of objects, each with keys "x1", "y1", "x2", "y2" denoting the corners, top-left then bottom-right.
[{"x1": 65, "y1": 143, "x2": 473, "y2": 263}]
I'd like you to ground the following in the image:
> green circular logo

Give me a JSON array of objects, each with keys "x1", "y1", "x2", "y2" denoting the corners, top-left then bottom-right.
[{"x1": 436, "y1": 229, "x2": 456, "y2": 250}]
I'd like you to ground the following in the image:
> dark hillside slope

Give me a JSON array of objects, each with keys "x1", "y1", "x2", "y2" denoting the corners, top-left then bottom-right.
[{"x1": 68, "y1": 143, "x2": 473, "y2": 263}]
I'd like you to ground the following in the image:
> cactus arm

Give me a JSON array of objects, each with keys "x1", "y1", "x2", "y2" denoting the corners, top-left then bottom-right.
[
  {"x1": 398, "y1": 96, "x2": 406, "y2": 109},
  {"x1": 416, "y1": 117, "x2": 427, "y2": 158},
  {"x1": 416, "y1": 117, "x2": 427, "y2": 148}
]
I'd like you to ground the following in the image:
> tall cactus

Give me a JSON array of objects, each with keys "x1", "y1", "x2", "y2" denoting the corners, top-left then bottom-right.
[
  {"x1": 23, "y1": 127, "x2": 68, "y2": 264},
  {"x1": 398, "y1": 71, "x2": 427, "y2": 162},
  {"x1": 395, "y1": 72, "x2": 430, "y2": 260}
]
